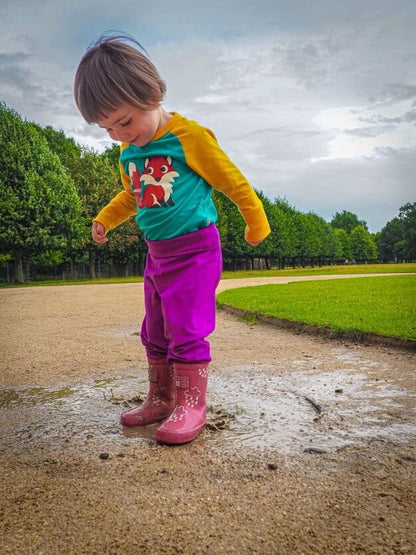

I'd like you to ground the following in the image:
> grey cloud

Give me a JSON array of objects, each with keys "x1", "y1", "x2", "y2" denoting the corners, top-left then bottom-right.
[
  {"x1": 373, "y1": 145, "x2": 416, "y2": 160},
  {"x1": 357, "y1": 108, "x2": 416, "y2": 127},
  {"x1": 343, "y1": 125, "x2": 396, "y2": 138},
  {"x1": 259, "y1": 148, "x2": 416, "y2": 232},
  {"x1": 0, "y1": 66, "x2": 33, "y2": 91},
  {"x1": 236, "y1": 127, "x2": 330, "y2": 160},
  {"x1": 1, "y1": 0, "x2": 415, "y2": 233},
  {"x1": 0, "y1": 52, "x2": 34, "y2": 91},
  {"x1": 284, "y1": 40, "x2": 332, "y2": 89},
  {"x1": 357, "y1": 114, "x2": 402, "y2": 125},
  {"x1": 403, "y1": 109, "x2": 416, "y2": 124},
  {"x1": 0, "y1": 52, "x2": 30, "y2": 64},
  {"x1": 369, "y1": 84, "x2": 416, "y2": 104}
]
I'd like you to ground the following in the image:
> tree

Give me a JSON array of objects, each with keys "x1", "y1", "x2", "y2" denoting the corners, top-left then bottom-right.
[
  {"x1": 246, "y1": 193, "x2": 273, "y2": 268},
  {"x1": 72, "y1": 149, "x2": 124, "y2": 278},
  {"x1": 350, "y1": 225, "x2": 377, "y2": 261},
  {"x1": 106, "y1": 219, "x2": 146, "y2": 276},
  {"x1": 213, "y1": 190, "x2": 249, "y2": 269},
  {"x1": 331, "y1": 210, "x2": 368, "y2": 233},
  {"x1": 270, "y1": 199, "x2": 299, "y2": 264},
  {"x1": 297, "y1": 213, "x2": 320, "y2": 262},
  {"x1": 377, "y1": 217, "x2": 406, "y2": 261},
  {"x1": 333, "y1": 228, "x2": 352, "y2": 262},
  {"x1": 398, "y1": 202, "x2": 416, "y2": 260},
  {"x1": 377, "y1": 203, "x2": 416, "y2": 262},
  {"x1": 103, "y1": 143, "x2": 121, "y2": 167},
  {"x1": 305, "y1": 212, "x2": 336, "y2": 262},
  {"x1": 0, "y1": 103, "x2": 83, "y2": 282},
  {"x1": 41, "y1": 125, "x2": 82, "y2": 173},
  {"x1": 290, "y1": 212, "x2": 330, "y2": 265}
]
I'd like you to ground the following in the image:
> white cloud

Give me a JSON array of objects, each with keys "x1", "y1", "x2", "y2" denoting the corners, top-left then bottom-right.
[{"x1": 0, "y1": 0, "x2": 415, "y2": 231}]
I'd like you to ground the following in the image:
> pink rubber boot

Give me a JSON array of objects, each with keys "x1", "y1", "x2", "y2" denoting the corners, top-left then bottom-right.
[
  {"x1": 155, "y1": 362, "x2": 209, "y2": 444},
  {"x1": 120, "y1": 359, "x2": 176, "y2": 427}
]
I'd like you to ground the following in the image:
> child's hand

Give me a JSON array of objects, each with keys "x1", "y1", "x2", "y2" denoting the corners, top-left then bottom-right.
[
  {"x1": 245, "y1": 224, "x2": 270, "y2": 247},
  {"x1": 92, "y1": 221, "x2": 108, "y2": 244}
]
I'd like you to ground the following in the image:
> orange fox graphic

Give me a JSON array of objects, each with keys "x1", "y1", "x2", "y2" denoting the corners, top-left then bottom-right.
[{"x1": 129, "y1": 156, "x2": 179, "y2": 208}]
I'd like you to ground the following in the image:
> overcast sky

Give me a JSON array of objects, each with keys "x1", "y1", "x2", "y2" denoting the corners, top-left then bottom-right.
[{"x1": 1, "y1": 0, "x2": 415, "y2": 232}]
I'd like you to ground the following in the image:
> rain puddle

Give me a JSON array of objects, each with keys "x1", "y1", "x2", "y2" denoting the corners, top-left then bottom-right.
[
  {"x1": 209, "y1": 368, "x2": 416, "y2": 452},
  {"x1": 1, "y1": 362, "x2": 415, "y2": 455}
]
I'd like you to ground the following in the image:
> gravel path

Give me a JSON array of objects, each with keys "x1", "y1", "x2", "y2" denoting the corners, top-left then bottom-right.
[{"x1": 1, "y1": 279, "x2": 415, "y2": 554}]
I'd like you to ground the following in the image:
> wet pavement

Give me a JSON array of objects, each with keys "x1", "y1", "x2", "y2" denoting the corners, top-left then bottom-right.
[
  {"x1": 1, "y1": 282, "x2": 416, "y2": 554},
  {"x1": 1, "y1": 347, "x2": 415, "y2": 456}
]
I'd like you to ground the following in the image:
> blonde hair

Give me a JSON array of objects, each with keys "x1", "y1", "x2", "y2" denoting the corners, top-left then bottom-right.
[{"x1": 74, "y1": 35, "x2": 166, "y2": 123}]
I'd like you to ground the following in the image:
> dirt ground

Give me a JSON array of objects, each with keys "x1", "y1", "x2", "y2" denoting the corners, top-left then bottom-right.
[{"x1": 1, "y1": 277, "x2": 415, "y2": 554}]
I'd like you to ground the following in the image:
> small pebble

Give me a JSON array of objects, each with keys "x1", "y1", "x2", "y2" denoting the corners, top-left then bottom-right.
[
  {"x1": 267, "y1": 463, "x2": 278, "y2": 470},
  {"x1": 99, "y1": 452, "x2": 109, "y2": 460}
]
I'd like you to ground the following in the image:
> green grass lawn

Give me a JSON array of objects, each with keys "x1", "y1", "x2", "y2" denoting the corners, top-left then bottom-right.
[
  {"x1": 221, "y1": 262, "x2": 416, "y2": 280},
  {"x1": 217, "y1": 275, "x2": 416, "y2": 342}
]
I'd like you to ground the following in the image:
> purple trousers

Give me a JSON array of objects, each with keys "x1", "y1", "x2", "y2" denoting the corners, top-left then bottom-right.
[{"x1": 140, "y1": 225, "x2": 222, "y2": 363}]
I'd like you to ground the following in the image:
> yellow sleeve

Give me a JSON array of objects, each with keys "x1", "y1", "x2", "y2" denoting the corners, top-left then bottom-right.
[
  {"x1": 179, "y1": 121, "x2": 271, "y2": 243},
  {"x1": 94, "y1": 159, "x2": 137, "y2": 233}
]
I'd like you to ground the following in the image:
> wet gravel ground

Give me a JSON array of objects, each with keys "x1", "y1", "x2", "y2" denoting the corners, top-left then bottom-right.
[{"x1": 1, "y1": 280, "x2": 415, "y2": 554}]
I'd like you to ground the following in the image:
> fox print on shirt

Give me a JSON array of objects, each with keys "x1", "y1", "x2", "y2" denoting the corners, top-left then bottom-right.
[{"x1": 129, "y1": 155, "x2": 179, "y2": 209}]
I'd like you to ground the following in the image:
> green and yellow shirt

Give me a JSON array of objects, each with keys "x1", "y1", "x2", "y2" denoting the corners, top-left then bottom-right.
[{"x1": 95, "y1": 112, "x2": 270, "y2": 243}]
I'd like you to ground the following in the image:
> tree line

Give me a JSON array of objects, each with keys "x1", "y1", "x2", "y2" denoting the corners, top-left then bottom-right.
[{"x1": 0, "y1": 103, "x2": 414, "y2": 283}]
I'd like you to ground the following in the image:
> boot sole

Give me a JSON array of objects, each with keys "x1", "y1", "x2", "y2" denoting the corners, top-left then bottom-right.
[
  {"x1": 155, "y1": 422, "x2": 206, "y2": 445},
  {"x1": 120, "y1": 412, "x2": 173, "y2": 427}
]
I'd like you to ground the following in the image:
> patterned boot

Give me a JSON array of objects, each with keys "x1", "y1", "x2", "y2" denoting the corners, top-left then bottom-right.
[
  {"x1": 120, "y1": 359, "x2": 176, "y2": 426},
  {"x1": 155, "y1": 362, "x2": 209, "y2": 444}
]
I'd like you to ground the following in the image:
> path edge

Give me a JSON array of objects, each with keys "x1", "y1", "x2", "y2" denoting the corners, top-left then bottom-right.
[{"x1": 219, "y1": 304, "x2": 416, "y2": 352}]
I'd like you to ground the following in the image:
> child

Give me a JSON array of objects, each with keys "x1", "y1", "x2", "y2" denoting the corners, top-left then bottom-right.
[{"x1": 74, "y1": 34, "x2": 271, "y2": 445}]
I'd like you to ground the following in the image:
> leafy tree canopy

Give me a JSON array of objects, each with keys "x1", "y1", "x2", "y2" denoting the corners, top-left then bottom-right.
[
  {"x1": 331, "y1": 210, "x2": 368, "y2": 233},
  {"x1": 0, "y1": 103, "x2": 83, "y2": 280}
]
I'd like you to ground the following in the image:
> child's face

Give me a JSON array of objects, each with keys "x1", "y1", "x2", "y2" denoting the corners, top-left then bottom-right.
[{"x1": 97, "y1": 104, "x2": 166, "y2": 147}]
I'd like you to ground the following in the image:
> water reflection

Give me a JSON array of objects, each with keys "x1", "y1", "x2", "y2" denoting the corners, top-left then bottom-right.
[{"x1": 0, "y1": 367, "x2": 415, "y2": 455}]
